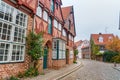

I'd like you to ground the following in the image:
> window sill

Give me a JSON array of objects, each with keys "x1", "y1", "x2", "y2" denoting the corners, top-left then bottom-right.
[{"x1": 0, "y1": 61, "x2": 25, "y2": 64}]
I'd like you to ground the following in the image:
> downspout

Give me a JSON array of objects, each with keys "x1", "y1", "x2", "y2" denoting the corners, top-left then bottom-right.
[{"x1": 32, "y1": 15, "x2": 35, "y2": 32}]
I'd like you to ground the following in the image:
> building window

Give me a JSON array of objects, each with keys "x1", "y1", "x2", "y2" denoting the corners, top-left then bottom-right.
[
  {"x1": 109, "y1": 36, "x2": 112, "y2": 41},
  {"x1": 50, "y1": 0, "x2": 54, "y2": 12},
  {"x1": 99, "y1": 36, "x2": 103, "y2": 42},
  {"x1": 69, "y1": 34, "x2": 72, "y2": 40},
  {"x1": 14, "y1": 27, "x2": 25, "y2": 43},
  {"x1": 58, "y1": 23, "x2": 61, "y2": 31},
  {"x1": 54, "y1": 19, "x2": 61, "y2": 31},
  {"x1": 62, "y1": 29, "x2": 66, "y2": 37},
  {"x1": 100, "y1": 46, "x2": 104, "y2": 50},
  {"x1": 16, "y1": 11, "x2": 27, "y2": 27},
  {"x1": 48, "y1": 17, "x2": 52, "y2": 34},
  {"x1": 11, "y1": 44, "x2": 25, "y2": 62},
  {"x1": 59, "y1": 40, "x2": 66, "y2": 59},
  {"x1": 0, "y1": 22, "x2": 12, "y2": 40},
  {"x1": 54, "y1": 19, "x2": 58, "y2": 28},
  {"x1": 43, "y1": 11, "x2": 48, "y2": 22},
  {"x1": 52, "y1": 40, "x2": 57, "y2": 59},
  {"x1": 36, "y1": 5, "x2": 42, "y2": 17},
  {"x1": 72, "y1": 36, "x2": 74, "y2": 41},
  {"x1": 0, "y1": 1, "x2": 27, "y2": 63},
  {"x1": 52, "y1": 39, "x2": 66, "y2": 59},
  {"x1": 0, "y1": 43, "x2": 10, "y2": 62},
  {"x1": 0, "y1": 2, "x2": 13, "y2": 22}
]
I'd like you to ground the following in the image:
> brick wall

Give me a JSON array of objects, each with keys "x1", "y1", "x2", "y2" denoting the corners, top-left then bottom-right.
[
  {"x1": 0, "y1": 54, "x2": 31, "y2": 79},
  {"x1": 52, "y1": 60, "x2": 66, "y2": 69}
]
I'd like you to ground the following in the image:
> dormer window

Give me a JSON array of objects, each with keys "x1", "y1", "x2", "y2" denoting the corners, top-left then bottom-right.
[
  {"x1": 109, "y1": 36, "x2": 112, "y2": 41},
  {"x1": 99, "y1": 36, "x2": 103, "y2": 42}
]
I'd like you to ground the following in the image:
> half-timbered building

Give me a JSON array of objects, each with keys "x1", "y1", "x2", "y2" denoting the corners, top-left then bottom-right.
[
  {"x1": 62, "y1": 6, "x2": 76, "y2": 64},
  {"x1": 0, "y1": 0, "x2": 76, "y2": 79}
]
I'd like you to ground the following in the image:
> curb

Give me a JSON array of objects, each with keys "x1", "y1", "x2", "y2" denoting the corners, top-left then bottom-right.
[
  {"x1": 54, "y1": 61, "x2": 83, "y2": 80},
  {"x1": 113, "y1": 67, "x2": 120, "y2": 71}
]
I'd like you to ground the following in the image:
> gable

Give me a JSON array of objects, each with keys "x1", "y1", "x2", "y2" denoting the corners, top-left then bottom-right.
[
  {"x1": 62, "y1": 6, "x2": 76, "y2": 36},
  {"x1": 91, "y1": 34, "x2": 114, "y2": 45},
  {"x1": 18, "y1": 0, "x2": 38, "y2": 14}
]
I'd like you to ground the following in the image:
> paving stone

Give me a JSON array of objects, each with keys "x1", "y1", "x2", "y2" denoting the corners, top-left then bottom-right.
[{"x1": 62, "y1": 59, "x2": 120, "y2": 80}]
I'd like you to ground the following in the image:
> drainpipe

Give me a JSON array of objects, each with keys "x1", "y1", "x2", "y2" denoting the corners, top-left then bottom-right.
[{"x1": 32, "y1": 14, "x2": 35, "y2": 32}]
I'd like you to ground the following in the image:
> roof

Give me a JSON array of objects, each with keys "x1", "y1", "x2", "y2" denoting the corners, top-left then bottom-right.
[
  {"x1": 75, "y1": 40, "x2": 83, "y2": 47},
  {"x1": 62, "y1": 6, "x2": 76, "y2": 36},
  {"x1": 81, "y1": 40, "x2": 90, "y2": 49},
  {"x1": 91, "y1": 33, "x2": 114, "y2": 45},
  {"x1": 61, "y1": 6, "x2": 72, "y2": 20}
]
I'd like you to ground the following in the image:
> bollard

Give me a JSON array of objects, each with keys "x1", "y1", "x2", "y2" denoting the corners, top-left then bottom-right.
[{"x1": 114, "y1": 62, "x2": 117, "y2": 67}]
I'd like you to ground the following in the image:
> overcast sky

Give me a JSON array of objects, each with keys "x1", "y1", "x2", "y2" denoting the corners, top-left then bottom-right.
[{"x1": 62, "y1": 0, "x2": 120, "y2": 42}]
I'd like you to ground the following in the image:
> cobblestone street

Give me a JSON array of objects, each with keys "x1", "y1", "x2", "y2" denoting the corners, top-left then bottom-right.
[{"x1": 61, "y1": 59, "x2": 120, "y2": 80}]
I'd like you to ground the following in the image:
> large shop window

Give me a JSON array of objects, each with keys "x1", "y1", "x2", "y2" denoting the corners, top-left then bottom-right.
[
  {"x1": 52, "y1": 39, "x2": 66, "y2": 59},
  {"x1": 0, "y1": 1, "x2": 27, "y2": 63}
]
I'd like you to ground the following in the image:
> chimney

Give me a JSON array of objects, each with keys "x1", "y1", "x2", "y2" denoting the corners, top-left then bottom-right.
[{"x1": 99, "y1": 33, "x2": 102, "y2": 35}]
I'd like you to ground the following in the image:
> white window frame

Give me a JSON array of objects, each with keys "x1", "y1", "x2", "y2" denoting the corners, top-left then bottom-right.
[
  {"x1": 99, "y1": 36, "x2": 103, "y2": 43},
  {"x1": 52, "y1": 39, "x2": 66, "y2": 59},
  {"x1": 58, "y1": 23, "x2": 61, "y2": 31},
  {"x1": 43, "y1": 11, "x2": 48, "y2": 22},
  {"x1": 0, "y1": 1, "x2": 27, "y2": 63},
  {"x1": 36, "y1": 5, "x2": 42, "y2": 17},
  {"x1": 54, "y1": 19, "x2": 58, "y2": 28},
  {"x1": 52, "y1": 40, "x2": 57, "y2": 59},
  {"x1": 62, "y1": 29, "x2": 66, "y2": 37}
]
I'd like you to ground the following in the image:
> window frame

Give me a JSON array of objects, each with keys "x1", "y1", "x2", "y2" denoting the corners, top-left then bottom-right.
[
  {"x1": 43, "y1": 10, "x2": 48, "y2": 22},
  {"x1": 36, "y1": 5, "x2": 42, "y2": 18},
  {"x1": 0, "y1": 1, "x2": 27, "y2": 63},
  {"x1": 52, "y1": 39, "x2": 66, "y2": 60},
  {"x1": 99, "y1": 36, "x2": 103, "y2": 43}
]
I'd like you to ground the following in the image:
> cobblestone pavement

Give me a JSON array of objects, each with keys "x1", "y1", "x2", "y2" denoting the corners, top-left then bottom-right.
[{"x1": 61, "y1": 59, "x2": 120, "y2": 80}]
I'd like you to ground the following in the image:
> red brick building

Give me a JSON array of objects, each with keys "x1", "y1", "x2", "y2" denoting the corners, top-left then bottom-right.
[
  {"x1": 90, "y1": 33, "x2": 114, "y2": 60},
  {"x1": 0, "y1": 0, "x2": 76, "y2": 79},
  {"x1": 81, "y1": 40, "x2": 91, "y2": 59},
  {"x1": 62, "y1": 6, "x2": 76, "y2": 64}
]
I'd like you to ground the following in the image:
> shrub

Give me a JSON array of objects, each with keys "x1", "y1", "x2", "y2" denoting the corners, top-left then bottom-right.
[
  {"x1": 103, "y1": 51, "x2": 118, "y2": 62},
  {"x1": 24, "y1": 67, "x2": 39, "y2": 77},
  {"x1": 17, "y1": 72, "x2": 24, "y2": 78},
  {"x1": 73, "y1": 60, "x2": 77, "y2": 64},
  {"x1": 9, "y1": 76, "x2": 19, "y2": 80},
  {"x1": 112, "y1": 55, "x2": 120, "y2": 63}
]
